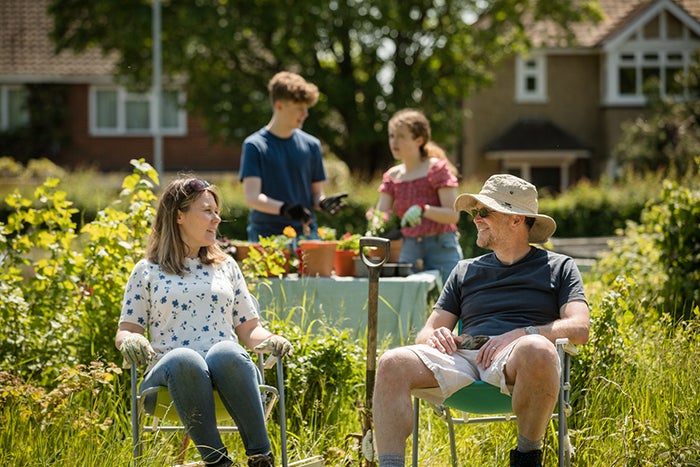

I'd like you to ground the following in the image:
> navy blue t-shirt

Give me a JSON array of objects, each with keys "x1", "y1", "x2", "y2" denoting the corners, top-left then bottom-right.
[
  {"x1": 435, "y1": 247, "x2": 587, "y2": 336},
  {"x1": 239, "y1": 127, "x2": 326, "y2": 236}
]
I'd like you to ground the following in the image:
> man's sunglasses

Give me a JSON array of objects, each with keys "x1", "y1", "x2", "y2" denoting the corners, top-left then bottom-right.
[{"x1": 469, "y1": 207, "x2": 494, "y2": 219}]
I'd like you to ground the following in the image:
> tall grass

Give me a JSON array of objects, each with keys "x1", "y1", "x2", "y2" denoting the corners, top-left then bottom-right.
[
  {"x1": 3, "y1": 280, "x2": 699, "y2": 466},
  {"x1": 573, "y1": 313, "x2": 700, "y2": 465}
]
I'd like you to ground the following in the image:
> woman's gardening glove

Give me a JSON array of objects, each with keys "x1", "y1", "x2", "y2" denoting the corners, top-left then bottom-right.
[
  {"x1": 401, "y1": 204, "x2": 424, "y2": 228},
  {"x1": 255, "y1": 335, "x2": 294, "y2": 357},
  {"x1": 119, "y1": 333, "x2": 155, "y2": 367}
]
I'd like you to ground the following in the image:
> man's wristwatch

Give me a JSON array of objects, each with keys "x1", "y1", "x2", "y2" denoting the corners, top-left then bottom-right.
[{"x1": 525, "y1": 325, "x2": 539, "y2": 335}]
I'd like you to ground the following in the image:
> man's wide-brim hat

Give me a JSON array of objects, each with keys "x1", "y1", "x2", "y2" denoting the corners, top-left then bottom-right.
[{"x1": 454, "y1": 174, "x2": 557, "y2": 244}]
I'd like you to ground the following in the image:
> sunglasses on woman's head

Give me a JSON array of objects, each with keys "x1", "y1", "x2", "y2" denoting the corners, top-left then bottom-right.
[
  {"x1": 469, "y1": 207, "x2": 494, "y2": 219},
  {"x1": 185, "y1": 179, "x2": 210, "y2": 193}
]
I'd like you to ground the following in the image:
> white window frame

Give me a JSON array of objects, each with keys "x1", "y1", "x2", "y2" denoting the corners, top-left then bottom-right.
[
  {"x1": 0, "y1": 85, "x2": 30, "y2": 131},
  {"x1": 89, "y1": 85, "x2": 187, "y2": 136},
  {"x1": 515, "y1": 54, "x2": 548, "y2": 103},
  {"x1": 603, "y1": 3, "x2": 700, "y2": 105}
]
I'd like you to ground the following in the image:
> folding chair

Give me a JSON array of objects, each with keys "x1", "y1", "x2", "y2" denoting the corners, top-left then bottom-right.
[
  {"x1": 411, "y1": 338, "x2": 577, "y2": 467},
  {"x1": 129, "y1": 353, "x2": 289, "y2": 467}
]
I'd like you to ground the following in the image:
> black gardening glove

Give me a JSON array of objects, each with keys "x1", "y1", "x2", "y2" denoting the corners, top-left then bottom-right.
[
  {"x1": 319, "y1": 193, "x2": 348, "y2": 215},
  {"x1": 280, "y1": 202, "x2": 312, "y2": 223}
]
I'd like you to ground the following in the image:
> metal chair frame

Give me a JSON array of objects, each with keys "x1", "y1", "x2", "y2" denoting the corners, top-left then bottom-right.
[
  {"x1": 129, "y1": 354, "x2": 288, "y2": 467},
  {"x1": 411, "y1": 338, "x2": 577, "y2": 467}
]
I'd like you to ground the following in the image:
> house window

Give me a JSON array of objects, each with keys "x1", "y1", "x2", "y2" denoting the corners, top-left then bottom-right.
[
  {"x1": 515, "y1": 55, "x2": 547, "y2": 103},
  {"x1": 89, "y1": 86, "x2": 186, "y2": 136},
  {"x1": 0, "y1": 85, "x2": 30, "y2": 130},
  {"x1": 605, "y1": 8, "x2": 700, "y2": 105}
]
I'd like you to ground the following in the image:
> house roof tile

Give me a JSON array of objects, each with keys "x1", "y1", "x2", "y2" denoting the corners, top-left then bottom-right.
[
  {"x1": 0, "y1": 0, "x2": 117, "y2": 81},
  {"x1": 530, "y1": 0, "x2": 700, "y2": 48}
]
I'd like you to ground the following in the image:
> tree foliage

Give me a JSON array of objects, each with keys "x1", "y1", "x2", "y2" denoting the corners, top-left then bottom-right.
[{"x1": 49, "y1": 0, "x2": 601, "y2": 174}]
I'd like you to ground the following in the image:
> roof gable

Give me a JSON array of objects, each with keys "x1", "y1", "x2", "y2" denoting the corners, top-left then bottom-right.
[
  {"x1": 530, "y1": 0, "x2": 700, "y2": 49},
  {"x1": 601, "y1": 0, "x2": 700, "y2": 50}
]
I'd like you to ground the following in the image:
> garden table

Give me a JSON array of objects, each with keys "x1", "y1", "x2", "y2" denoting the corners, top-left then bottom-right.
[{"x1": 254, "y1": 270, "x2": 442, "y2": 345}]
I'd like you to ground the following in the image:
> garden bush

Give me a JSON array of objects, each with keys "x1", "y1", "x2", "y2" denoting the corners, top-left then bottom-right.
[
  {"x1": 0, "y1": 160, "x2": 157, "y2": 384},
  {"x1": 594, "y1": 178, "x2": 700, "y2": 321}
]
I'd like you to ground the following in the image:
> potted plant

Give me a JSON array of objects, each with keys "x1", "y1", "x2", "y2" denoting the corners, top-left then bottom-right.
[
  {"x1": 297, "y1": 226, "x2": 338, "y2": 277},
  {"x1": 237, "y1": 226, "x2": 297, "y2": 279},
  {"x1": 365, "y1": 208, "x2": 401, "y2": 239},
  {"x1": 334, "y1": 232, "x2": 361, "y2": 277},
  {"x1": 365, "y1": 208, "x2": 402, "y2": 262}
]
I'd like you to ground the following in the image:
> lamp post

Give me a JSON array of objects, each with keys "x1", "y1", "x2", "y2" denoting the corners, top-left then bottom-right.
[{"x1": 152, "y1": 0, "x2": 163, "y2": 175}]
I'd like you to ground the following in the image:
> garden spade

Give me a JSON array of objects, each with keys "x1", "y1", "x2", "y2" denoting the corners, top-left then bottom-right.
[{"x1": 357, "y1": 236, "x2": 390, "y2": 467}]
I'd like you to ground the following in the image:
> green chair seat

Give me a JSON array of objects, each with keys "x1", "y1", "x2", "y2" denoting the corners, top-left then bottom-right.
[
  {"x1": 443, "y1": 381, "x2": 512, "y2": 415},
  {"x1": 149, "y1": 386, "x2": 235, "y2": 425}
]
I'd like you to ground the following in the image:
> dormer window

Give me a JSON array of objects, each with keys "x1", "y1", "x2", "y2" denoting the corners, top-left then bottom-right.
[
  {"x1": 604, "y1": 5, "x2": 700, "y2": 105},
  {"x1": 515, "y1": 54, "x2": 547, "y2": 103}
]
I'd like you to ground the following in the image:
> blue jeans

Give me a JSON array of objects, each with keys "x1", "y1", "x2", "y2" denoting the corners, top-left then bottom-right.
[
  {"x1": 141, "y1": 341, "x2": 270, "y2": 463},
  {"x1": 399, "y1": 231, "x2": 463, "y2": 283}
]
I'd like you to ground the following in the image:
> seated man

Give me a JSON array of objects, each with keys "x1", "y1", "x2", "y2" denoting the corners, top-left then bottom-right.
[{"x1": 373, "y1": 174, "x2": 590, "y2": 467}]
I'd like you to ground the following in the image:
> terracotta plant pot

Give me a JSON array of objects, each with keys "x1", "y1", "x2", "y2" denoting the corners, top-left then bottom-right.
[
  {"x1": 334, "y1": 249, "x2": 357, "y2": 277},
  {"x1": 298, "y1": 240, "x2": 338, "y2": 277},
  {"x1": 366, "y1": 238, "x2": 403, "y2": 263},
  {"x1": 232, "y1": 242, "x2": 255, "y2": 262},
  {"x1": 389, "y1": 238, "x2": 403, "y2": 262}
]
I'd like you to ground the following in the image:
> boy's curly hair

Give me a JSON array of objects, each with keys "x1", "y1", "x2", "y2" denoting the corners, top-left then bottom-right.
[{"x1": 268, "y1": 71, "x2": 319, "y2": 106}]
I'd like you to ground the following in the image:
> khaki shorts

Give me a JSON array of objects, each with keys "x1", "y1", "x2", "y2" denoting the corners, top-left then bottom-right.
[{"x1": 409, "y1": 338, "x2": 519, "y2": 406}]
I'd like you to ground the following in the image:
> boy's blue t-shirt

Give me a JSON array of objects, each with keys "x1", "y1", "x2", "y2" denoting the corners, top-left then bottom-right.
[
  {"x1": 239, "y1": 128, "x2": 326, "y2": 235},
  {"x1": 436, "y1": 247, "x2": 587, "y2": 336}
]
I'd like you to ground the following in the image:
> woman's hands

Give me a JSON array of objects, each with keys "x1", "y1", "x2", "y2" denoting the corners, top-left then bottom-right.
[
  {"x1": 119, "y1": 333, "x2": 155, "y2": 367},
  {"x1": 254, "y1": 334, "x2": 294, "y2": 357}
]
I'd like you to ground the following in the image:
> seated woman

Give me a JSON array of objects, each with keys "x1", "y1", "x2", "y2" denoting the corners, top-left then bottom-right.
[{"x1": 115, "y1": 176, "x2": 292, "y2": 467}]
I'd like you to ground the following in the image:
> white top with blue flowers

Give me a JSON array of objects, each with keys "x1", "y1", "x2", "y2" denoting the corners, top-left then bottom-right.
[{"x1": 119, "y1": 256, "x2": 259, "y2": 372}]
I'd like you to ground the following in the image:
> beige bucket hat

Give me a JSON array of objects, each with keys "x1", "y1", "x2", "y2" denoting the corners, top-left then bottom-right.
[{"x1": 454, "y1": 174, "x2": 556, "y2": 244}]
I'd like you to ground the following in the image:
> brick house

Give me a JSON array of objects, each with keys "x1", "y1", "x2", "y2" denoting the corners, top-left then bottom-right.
[
  {"x1": 461, "y1": 0, "x2": 700, "y2": 192},
  {"x1": 0, "y1": 0, "x2": 238, "y2": 172}
]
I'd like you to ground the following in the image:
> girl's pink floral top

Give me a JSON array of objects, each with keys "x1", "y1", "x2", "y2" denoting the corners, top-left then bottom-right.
[{"x1": 378, "y1": 158, "x2": 458, "y2": 238}]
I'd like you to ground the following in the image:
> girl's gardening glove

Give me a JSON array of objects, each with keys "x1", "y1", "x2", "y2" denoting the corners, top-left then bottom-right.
[
  {"x1": 119, "y1": 333, "x2": 155, "y2": 367},
  {"x1": 401, "y1": 204, "x2": 424, "y2": 228},
  {"x1": 255, "y1": 334, "x2": 294, "y2": 357}
]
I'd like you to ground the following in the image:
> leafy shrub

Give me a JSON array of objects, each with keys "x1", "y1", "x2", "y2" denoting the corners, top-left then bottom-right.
[
  {"x1": 278, "y1": 325, "x2": 365, "y2": 453},
  {"x1": 0, "y1": 159, "x2": 158, "y2": 384},
  {"x1": 0, "y1": 156, "x2": 24, "y2": 178},
  {"x1": 650, "y1": 181, "x2": 700, "y2": 316},
  {"x1": 594, "y1": 179, "x2": 699, "y2": 320},
  {"x1": 539, "y1": 173, "x2": 659, "y2": 238}
]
